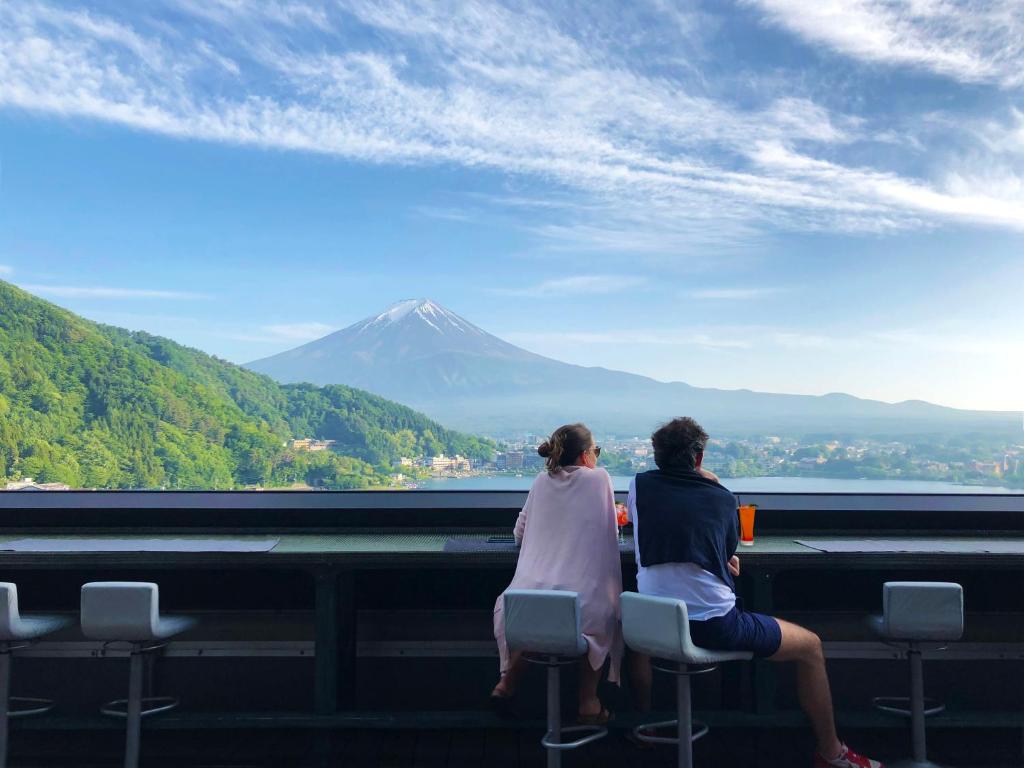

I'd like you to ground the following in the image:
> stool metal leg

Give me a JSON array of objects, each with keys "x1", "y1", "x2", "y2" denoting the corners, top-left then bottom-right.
[
  {"x1": 633, "y1": 662, "x2": 711, "y2": 761},
  {"x1": 678, "y1": 673, "x2": 692, "y2": 768},
  {"x1": 124, "y1": 646, "x2": 143, "y2": 768},
  {"x1": 909, "y1": 648, "x2": 926, "y2": 764},
  {"x1": 546, "y1": 661, "x2": 560, "y2": 768},
  {"x1": 530, "y1": 654, "x2": 606, "y2": 762},
  {"x1": 0, "y1": 651, "x2": 10, "y2": 768},
  {"x1": 886, "y1": 646, "x2": 944, "y2": 768},
  {"x1": 0, "y1": 646, "x2": 59, "y2": 768}
]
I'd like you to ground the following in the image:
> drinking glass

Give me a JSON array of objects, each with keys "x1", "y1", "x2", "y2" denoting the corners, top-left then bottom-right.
[
  {"x1": 615, "y1": 503, "x2": 628, "y2": 544},
  {"x1": 739, "y1": 504, "x2": 757, "y2": 546}
]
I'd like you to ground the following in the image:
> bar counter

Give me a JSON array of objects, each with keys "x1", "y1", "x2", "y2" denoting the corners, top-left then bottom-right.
[
  {"x1": 0, "y1": 532, "x2": 1020, "y2": 569},
  {"x1": 0, "y1": 492, "x2": 1020, "y2": 757}
]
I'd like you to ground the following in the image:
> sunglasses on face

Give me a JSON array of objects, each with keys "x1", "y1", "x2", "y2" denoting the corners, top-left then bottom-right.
[{"x1": 590, "y1": 446, "x2": 602, "y2": 458}]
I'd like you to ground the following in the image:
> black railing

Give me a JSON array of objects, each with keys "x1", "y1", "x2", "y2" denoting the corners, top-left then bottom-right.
[{"x1": 0, "y1": 491, "x2": 1020, "y2": 532}]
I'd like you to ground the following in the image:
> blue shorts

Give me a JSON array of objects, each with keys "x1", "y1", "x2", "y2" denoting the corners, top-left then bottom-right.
[{"x1": 689, "y1": 606, "x2": 782, "y2": 658}]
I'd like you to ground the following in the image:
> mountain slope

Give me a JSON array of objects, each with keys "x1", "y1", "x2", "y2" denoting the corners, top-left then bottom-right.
[
  {"x1": 0, "y1": 282, "x2": 492, "y2": 489},
  {"x1": 247, "y1": 299, "x2": 1019, "y2": 436}
]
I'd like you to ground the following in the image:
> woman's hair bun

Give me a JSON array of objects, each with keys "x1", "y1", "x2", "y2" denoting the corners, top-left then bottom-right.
[{"x1": 539, "y1": 424, "x2": 592, "y2": 473}]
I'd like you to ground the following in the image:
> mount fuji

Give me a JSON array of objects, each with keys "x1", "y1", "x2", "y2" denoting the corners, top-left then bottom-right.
[{"x1": 245, "y1": 299, "x2": 1017, "y2": 436}]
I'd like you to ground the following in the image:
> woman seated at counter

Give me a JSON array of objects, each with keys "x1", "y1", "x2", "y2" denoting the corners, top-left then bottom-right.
[{"x1": 491, "y1": 423, "x2": 622, "y2": 725}]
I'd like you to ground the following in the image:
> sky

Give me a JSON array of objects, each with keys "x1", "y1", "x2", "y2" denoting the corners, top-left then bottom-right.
[{"x1": 0, "y1": 0, "x2": 1022, "y2": 412}]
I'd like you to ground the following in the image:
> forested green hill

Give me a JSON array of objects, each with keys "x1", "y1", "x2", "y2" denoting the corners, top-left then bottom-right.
[{"x1": 0, "y1": 281, "x2": 493, "y2": 489}]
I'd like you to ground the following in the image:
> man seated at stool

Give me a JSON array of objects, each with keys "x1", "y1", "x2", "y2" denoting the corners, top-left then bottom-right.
[{"x1": 627, "y1": 417, "x2": 883, "y2": 768}]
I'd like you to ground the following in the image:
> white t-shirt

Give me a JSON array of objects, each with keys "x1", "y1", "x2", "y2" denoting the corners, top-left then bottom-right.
[{"x1": 627, "y1": 476, "x2": 735, "y2": 621}]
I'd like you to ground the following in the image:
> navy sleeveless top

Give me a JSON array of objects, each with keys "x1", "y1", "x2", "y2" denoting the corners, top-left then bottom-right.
[{"x1": 634, "y1": 469, "x2": 739, "y2": 592}]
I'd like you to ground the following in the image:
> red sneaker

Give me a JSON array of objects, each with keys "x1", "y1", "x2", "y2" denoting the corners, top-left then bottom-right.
[{"x1": 814, "y1": 744, "x2": 884, "y2": 768}]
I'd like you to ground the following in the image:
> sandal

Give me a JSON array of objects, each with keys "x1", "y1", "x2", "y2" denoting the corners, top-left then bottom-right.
[{"x1": 576, "y1": 707, "x2": 613, "y2": 726}]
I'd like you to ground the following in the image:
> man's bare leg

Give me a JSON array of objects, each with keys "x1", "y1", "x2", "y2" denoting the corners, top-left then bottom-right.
[{"x1": 769, "y1": 618, "x2": 842, "y2": 759}]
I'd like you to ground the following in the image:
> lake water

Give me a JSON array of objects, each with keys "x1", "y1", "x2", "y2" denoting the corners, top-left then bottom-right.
[{"x1": 419, "y1": 475, "x2": 1019, "y2": 493}]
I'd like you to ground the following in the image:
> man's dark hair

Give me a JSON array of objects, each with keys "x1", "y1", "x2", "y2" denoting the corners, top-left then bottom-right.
[{"x1": 651, "y1": 417, "x2": 709, "y2": 471}]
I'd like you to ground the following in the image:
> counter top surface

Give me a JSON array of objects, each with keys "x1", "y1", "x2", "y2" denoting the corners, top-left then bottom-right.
[{"x1": 0, "y1": 532, "x2": 1019, "y2": 569}]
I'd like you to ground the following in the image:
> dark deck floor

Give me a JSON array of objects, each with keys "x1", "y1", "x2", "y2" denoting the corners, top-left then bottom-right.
[{"x1": 14, "y1": 726, "x2": 1023, "y2": 767}]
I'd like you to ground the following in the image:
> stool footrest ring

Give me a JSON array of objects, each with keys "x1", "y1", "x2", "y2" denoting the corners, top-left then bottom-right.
[
  {"x1": 651, "y1": 660, "x2": 717, "y2": 676},
  {"x1": 523, "y1": 653, "x2": 580, "y2": 667},
  {"x1": 541, "y1": 724, "x2": 607, "y2": 751},
  {"x1": 8, "y1": 696, "x2": 55, "y2": 718},
  {"x1": 872, "y1": 696, "x2": 945, "y2": 718},
  {"x1": 632, "y1": 719, "x2": 709, "y2": 745},
  {"x1": 101, "y1": 696, "x2": 179, "y2": 719}
]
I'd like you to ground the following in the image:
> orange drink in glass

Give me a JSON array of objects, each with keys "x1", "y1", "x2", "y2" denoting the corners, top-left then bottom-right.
[
  {"x1": 615, "y1": 503, "x2": 628, "y2": 544},
  {"x1": 739, "y1": 504, "x2": 757, "y2": 546}
]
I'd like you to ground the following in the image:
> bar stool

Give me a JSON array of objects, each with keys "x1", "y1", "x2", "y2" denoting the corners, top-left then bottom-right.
[
  {"x1": 80, "y1": 582, "x2": 197, "y2": 768},
  {"x1": 621, "y1": 592, "x2": 752, "y2": 768},
  {"x1": 503, "y1": 589, "x2": 607, "y2": 768},
  {"x1": 867, "y1": 581, "x2": 963, "y2": 768},
  {"x1": 0, "y1": 583, "x2": 71, "y2": 768}
]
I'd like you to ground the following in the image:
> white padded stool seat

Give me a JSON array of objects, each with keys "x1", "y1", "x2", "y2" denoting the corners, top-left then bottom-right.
[
  {"x1": 868, "y1": 582, "x2": 963, "y2": 643},
  {"x1": 622, "y1": 592, "x2": 752, "y2": 666},
  {"x1": 868, "y1": 581, "x2": 964, "y2": 768},
  {"x1": 0, "y1": 583, "x2": 71, "y2": 642},
  {"x1": 0, "y1": 583, "x2": 71, "y2": 768},
  {"x1": 622, "y1": 592, "x2": 752, "y2": 768},
  {"x1": 504, "y1": 589, "x2": 588, "y2": 658},
  {"x1": 502, "y1": 589, "x2": 604, "y2": 767},
  {"x1": 80, "y1": 582, "x2": 196, "y2": 642},
  {"x1": 80, "y1": 582, "x2": 196, "y2": 768}
]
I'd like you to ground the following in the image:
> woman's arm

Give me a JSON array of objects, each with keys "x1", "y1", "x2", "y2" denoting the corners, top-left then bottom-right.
[{"x1": 513, "y1": 489, "x2": 531, "y2": 545}]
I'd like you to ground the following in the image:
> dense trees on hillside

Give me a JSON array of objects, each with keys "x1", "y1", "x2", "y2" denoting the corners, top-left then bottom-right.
[{"x1": 0, "y1": 282, "x2": 494, "y2": 489}]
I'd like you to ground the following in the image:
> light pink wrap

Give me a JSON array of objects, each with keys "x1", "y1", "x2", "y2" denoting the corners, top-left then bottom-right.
[{"x1": 493, "y1": 465, "x2": 623, "y2": 682}]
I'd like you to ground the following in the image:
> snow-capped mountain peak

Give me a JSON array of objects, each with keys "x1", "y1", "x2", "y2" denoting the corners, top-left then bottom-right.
[{"x1": 355, "y1": 299, "x2": 482, "y2": 336}]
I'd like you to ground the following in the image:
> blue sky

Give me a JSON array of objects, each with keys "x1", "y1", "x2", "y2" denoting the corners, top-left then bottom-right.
[{"x1": 0, "y1": 0, "x2": 1022, "y2": 411}]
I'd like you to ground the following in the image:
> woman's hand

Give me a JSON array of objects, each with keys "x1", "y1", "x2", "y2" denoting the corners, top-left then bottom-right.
[
  {"x1": 727, "y1": 555, "x2": 740, "y2": 577},
  {"x1": 615, "y1": 502, "x2": 628, "y2": 525}
]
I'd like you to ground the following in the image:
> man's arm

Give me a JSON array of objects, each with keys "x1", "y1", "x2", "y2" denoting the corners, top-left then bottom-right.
[{"x1": 698, "y1": 466, "x2": 720, "y2": 482}]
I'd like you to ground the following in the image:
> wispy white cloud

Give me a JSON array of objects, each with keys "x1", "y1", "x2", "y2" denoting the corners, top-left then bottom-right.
[
  {"x1": 686, "y1": 287, "x2": 784, "y2": 300},
  {"x1": 743, "y1": 0, "x2": 1024, "y2": 87},
  {"x1": 974, "y1": 108, "x2": 1024, "y2": 160},
  {"x1": 18, "y1": 283, "x2": 211, "y2": 300},
  {"x1": 868, "y1": 329, "x2": 1024, "y2": 359},
  {"x1": 262, "y1": 322, "x2": 336, "y2": 340},
  {"x1": 221, "y1": 322, "x2": 336, "y2": 344},
  {"x1": 498, "y1": 275, "x2": 647, "y2": 298},
  {"x1": 508, "y1": 325, "x2": 1023, "y2": 360},
  {"x1": 504, "y1": 328, "x2": 753, "y2": 350},
  {"x1": 0, "y1": 0, "x2": 1022, "y2": 255},
  {"x1": 748, "y1": 140, "x2": 1024, "y2": 231},
  {"x1": 412, "y1": 206, "x2": 474, "y2": 223},
  {"x1": 0, "y1": 265, "x2": 12, "y2": 275}
]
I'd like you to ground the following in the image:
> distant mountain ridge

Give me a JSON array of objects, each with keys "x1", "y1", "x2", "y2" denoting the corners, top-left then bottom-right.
[
  {"x1": 246, "y1": 299, "x2": 1019, "y2": 436},
  {"x1": 0, "y1": 283, "x2": 492, "y2": 489}
]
